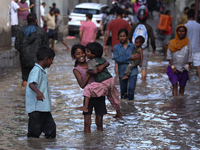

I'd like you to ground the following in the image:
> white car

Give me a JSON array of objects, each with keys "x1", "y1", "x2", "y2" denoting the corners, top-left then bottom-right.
[{"x1": 68, "y1": 3, "x2": 108, "y2": 37}]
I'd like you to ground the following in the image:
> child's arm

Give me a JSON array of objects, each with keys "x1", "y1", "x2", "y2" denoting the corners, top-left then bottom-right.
[
  {"x1": 29, "y1": 83, "x2": 45, "y2": 101},
  {"x1": 73, "y1": 69, "x2": 91, "y2": 89},
  {"x1": 138, "y1": 48, "x2": 143, "y2": 67},
  {"x1": 87, "y1": 61, "x2": 110, "y2": 75}
]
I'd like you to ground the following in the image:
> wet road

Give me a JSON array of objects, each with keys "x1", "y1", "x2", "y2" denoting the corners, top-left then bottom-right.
[{"x1": 1, "y1": 28, "x2": 200, "y2": 149}]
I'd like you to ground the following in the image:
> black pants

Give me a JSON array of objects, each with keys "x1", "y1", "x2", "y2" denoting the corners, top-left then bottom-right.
[
  {"x1": 28, "y1": 111, "x2": 56, "y2": 139},
  {"x1": 21, "y1": 66, "x2": 33, "y2": 81}
]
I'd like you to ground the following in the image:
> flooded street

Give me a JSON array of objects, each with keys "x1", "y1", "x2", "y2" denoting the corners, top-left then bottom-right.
[{"x1": 1, "y1": 35, "x2": 200, "y2": 150}]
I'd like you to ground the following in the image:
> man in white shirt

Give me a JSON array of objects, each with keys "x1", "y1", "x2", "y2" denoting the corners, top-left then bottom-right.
[
  {"x1": 11, "y1": 0, "x2": 34, "y2": 37},
  {"x1": 185, "y1": 9, "x2": 200, "y2": 80},
  {"x1": 40, "y1": 2, "x2": 45, "y2": 28}
]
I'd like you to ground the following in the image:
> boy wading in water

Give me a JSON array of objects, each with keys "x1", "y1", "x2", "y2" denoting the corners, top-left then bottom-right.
[
  {"x1": 26, "y1": 46, "x2": 56, "y2": 138},
  {"x1": 122, "y1": 36, "x2": 144, "y2": 80}
]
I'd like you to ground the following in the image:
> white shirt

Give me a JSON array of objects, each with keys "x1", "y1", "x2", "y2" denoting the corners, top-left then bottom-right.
[
  {"x1": 185, "y1": 20, "x2": 200, "y2": 53},
  {"x1": 40, "y1": 5, "x2": 45, "y2": 27},
  {"x1": 11, "y1": 0, "x2": 20, "y2": 25}
]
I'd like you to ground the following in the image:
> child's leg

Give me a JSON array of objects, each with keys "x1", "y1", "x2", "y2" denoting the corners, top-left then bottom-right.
[
  {"x1": 179, "y1": 86, "x2": 185, "y2": 95},
  {"x1": 62, "y1": 41, "x2": 70, "y2": 50},
  {"x1": 95, "y1": 115, "x2": 103, "y2": 131},
  {"x1": 28, "y1": 111, "x2": 44, "y2": 138},
  {"x1": 123, "y1": 63, "x2": 136, "y2": 80},
  {"x1": 141, "y1": 69, "x2": 147, "y2": 81},
  {"x1": 172, "y1": 83, "x2": 178, "y2": 96},
  {"x1": 43, "y1": 112, "x2": 56, "y2": 139},
  {"x1": 51, "y1": 39, "x2": 55, "y2": 50},
  {"x1": 76, "y1": 96, "x2": 89, "y2": 112},
  {"x1": 84, "y1": 115, "x2": 91, "y2": 133}
]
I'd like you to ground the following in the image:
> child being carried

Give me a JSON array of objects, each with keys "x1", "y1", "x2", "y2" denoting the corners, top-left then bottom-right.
[{"x1": 122, "y1": 36, "x2": 145, "y2": 80}]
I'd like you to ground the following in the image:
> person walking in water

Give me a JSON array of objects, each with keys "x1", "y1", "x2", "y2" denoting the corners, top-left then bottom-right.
[
  {"x1": 166, "y1": 25, "x2": 192, "y2": 96},
  {"x1": 129, "y1": 6, "x2": 156, "y2": 81},
  {"x1": 15, "y1": 13, "x2": 48, "y2": 87},
  {"x1": 185, "y1": 9, "x2": 200, "y2": 81}
]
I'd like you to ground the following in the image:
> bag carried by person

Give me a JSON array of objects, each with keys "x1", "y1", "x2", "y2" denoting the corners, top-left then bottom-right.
[
  {"x1": 157, "y1": 14, "x2": 172, "y2": 31},
  {"x1": 132, "y1": 24, "x2": 148, "y2": 49}
]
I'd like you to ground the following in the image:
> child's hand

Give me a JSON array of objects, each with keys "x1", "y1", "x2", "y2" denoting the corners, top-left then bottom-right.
[
  {"x1": 36, "y1": 91, "x2": 45, "y2": 101},
  {"x1": 139, "y1": 63, "x2": 142, "y2": 67},
  {"x1": 97, "y1": 65, "x2": 104, "y2": 72}
]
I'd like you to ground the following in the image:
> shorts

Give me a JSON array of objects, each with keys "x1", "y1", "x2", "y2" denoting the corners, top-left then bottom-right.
[
  {"x1": 83, "y1": 96, "x2": 107, "y2": 116},
  {"x1": 140, "y1": 48, "x2": 149, "y2": 69},
  {"x1": 28, "y1": 111, "x2": 56, "y2": 138},
  {"x1": 106, "y1": 37, "x2": 112, "y2": 46},
  {"x1": 48, "y1": 29, "x2": 55, "y2": 39},
  {"x1": 163, "y1": 34, "x2": 171, "y2": 45},
  {"x1": 192, "y1": 52, "x2": 200, "y2": 66},
  {"x1": 21, "y1": 66, "x2": 34, "y2": 81},
  {"x1": 166, "y1": 66, "x2": 189, "y2": 87}
]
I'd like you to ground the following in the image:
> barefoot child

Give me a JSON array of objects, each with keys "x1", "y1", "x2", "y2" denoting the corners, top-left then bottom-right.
[
  {"x1": 54, "y1": 9, "x2": 70, "y2": 51},
  {"x1": 75, "y1": 42, "x2": 122, "y2": 118},
  {"x1": 122, "y1": 36, "x2": 144, "y2": 80},
  {"x1": 72, "y1": 44, "x2": 108, "y2": 133},
  {"x1": 166, "y1": 24, "x2": 192, "y2": 96},
  {"x1": 25, "y1": 46, "x2": 56, "y2": 138}
]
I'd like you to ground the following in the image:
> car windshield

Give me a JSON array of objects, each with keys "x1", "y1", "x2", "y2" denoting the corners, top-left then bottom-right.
[{"x1": 73, "y1": 8, "x2": 100, "y2": 14}]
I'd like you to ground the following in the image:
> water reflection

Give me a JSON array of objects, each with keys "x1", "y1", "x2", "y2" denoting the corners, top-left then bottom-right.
[{"x1": 1, "y1": 45, "x2": 200, "y2": 149}]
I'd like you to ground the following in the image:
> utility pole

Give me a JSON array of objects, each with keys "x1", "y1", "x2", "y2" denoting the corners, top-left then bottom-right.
[
  {"x1": 195, "y1": 0, "x2": 199, "y2": 21},
  {"x1": 35, "y1": 0, "x2": 40, "y2": 26}
]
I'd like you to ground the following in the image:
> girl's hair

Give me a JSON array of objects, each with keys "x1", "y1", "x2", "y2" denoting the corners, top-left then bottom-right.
[
  {"x1": 118, "y1": 28, "x2": 128, "y2": 36},
  {"x1": 71, "y1": 44, "x2": 85, "y2": 67},
  {"x1": 86, "y1": 42, "x2": 103, "y2": 58},
  {"x1": 135, "y1": 36, "x2": 145, "y2": 44},
  {"x1": 37, "y1": 46, "x2": 55, "y2": 61}
]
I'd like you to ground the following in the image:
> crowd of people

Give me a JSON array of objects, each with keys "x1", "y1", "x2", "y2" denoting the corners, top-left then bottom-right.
[{"x1": 9, "y1": 0, "x2": 200, "y2": 139}]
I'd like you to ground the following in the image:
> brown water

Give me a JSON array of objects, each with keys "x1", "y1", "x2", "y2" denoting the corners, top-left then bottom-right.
[{"x1": 1, "y1": 39, "x2": 200, "y2": 150}]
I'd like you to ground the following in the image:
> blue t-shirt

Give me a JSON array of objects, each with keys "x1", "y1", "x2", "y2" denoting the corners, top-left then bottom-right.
[
  {"x1": 25, "y1": 63, "x2": 52, "y2": 114},
  {"x1": 113, "y1": 42, "x2": 138, "y2": 78}
]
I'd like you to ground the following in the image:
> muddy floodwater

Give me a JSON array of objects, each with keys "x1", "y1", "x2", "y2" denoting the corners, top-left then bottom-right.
[{"x1": 1, "y1": 38, "x2": 200, "y2": 150}]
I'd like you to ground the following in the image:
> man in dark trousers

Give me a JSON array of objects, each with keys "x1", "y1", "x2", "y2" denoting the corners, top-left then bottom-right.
[
  {"x1": 15, "y1": 13, "x2": 49, "y2": 87},
  {"x1": 128, "y1": 6, "x2": 156, "y2": 81}
]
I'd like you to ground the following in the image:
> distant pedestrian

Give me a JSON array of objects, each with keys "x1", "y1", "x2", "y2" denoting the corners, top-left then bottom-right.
[
  {"x1": 52, "y1": 3, "x2": 60, "y2": 23},
  {"x1": 102, "y1": 9, "x2": 115, "y2": 56},
  {"x1": 40, "y1": 2, "x2": 46, "y2": 28},
  {"x1": 129, "y1": 6, "x2": 156, "y2": 81},
  {"x1": 191, "y1": 3, "x2": 195, "y2": 10},
  {"x1": 104, "y1": 8, "x2": 130, "y2": 75},
  {"x1": 166, "y1": 25, "x2": 192, "y2": 96},
  {"x1": 79, "y1": 13, "x2": 97, "y2": 47},
  {"x1": 45, "y1": 8, "x2": 56, "y2": 50},
  {"x1": 17, "y1": 0, "x2": 30, "y2": 27},
  {"x1": 11, "y1": 0, "x2": 34, "y2": 38},
  {"x1": 15, "y1": 13, "x2": 49, "y2": 87},
  {"x1": 54, "y1": 9, "x2": 70, "y2": 51},
  {"x1": 26, "y1": 46, "x2": 56, "y2": 138},
  {"x1": 178, "y1": 7, "x2": 189, "y2": 24},
  {"x1": 185, "y1": 9, "x2": 200, "y2": 81},
  {"x1": 132, "y1": 0, "x2": 141, "y2": 22},
  {"x1": 162, "y1": 10, "x2": 172, "y2": 58}
]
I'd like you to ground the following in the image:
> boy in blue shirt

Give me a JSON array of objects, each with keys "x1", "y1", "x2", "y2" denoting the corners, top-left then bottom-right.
[{"x1": 26, "y1": 46, "x2": 56, "y2": 138}]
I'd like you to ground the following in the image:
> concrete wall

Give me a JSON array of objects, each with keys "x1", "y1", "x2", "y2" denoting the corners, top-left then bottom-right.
[{"x1": 0, "y1": 0, "x2": 11, "y2": 48}]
